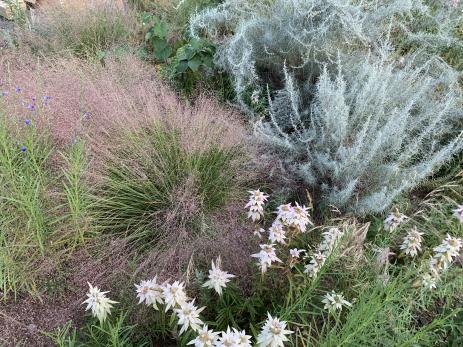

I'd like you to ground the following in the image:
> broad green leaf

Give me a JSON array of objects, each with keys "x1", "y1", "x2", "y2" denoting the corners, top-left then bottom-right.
[{"x1": 188, "y1": 58, "x2": 202, "y2": 72}]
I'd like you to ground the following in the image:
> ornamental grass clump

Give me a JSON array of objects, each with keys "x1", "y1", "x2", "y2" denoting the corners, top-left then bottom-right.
[
  {"x1": 191, "y1": 0, "x2": 463, "y2": 214},
  {"x1": 25, "y1": 0, "x2": 139, "y2": 59},
  {"x1": 95, "y1": 123, "x2": 242, "y2": 244}
]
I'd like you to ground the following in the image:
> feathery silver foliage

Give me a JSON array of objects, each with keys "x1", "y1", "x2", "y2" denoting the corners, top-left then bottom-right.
[{"x1": 191, "y1": 0, "x2": 463, "y2": 213}]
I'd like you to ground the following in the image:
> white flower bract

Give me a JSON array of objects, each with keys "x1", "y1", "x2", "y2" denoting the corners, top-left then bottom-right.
[
  {"x1": 289, "y1": 248, "x2": 304, "y2": 258},
  {"x1": 251, "y1": 244, "x2": 282, "y2": 273},
  {"x1": 83, "y1": 283, "x2": 117, "y2": 324},
  {"x1": 322, "y1": 291, "x2": 352, "y2": 312},
  {"x1": 400, "y1": 227, "x2": 424, "y2": 257},
  {"x1": 246, "y1": 190, "x2": 269, "y2": 222},
  {"x1": 202, "y1": 259, "x2": 235, "y2": 296},
  {"x1": 421, "y1": 273, "x2": 437, "y2": 290},
  {"x1": 251, "y1": 90, "x2": 260, "y2": 104},
  {"x1": 216, "y1": 326, "x2": 239, "y2": 347},
  {"x1": 188, "y1": 325, "x2": 219, "y2": 347},
  {"x1": 163, "y1": 280, "x2": 188, "y2": 311},
  {"x1": 135, "y1": 277, "x2": 164, "y2": 309},
  {"x1": 452, "y1": 204, "x2": 463, "y2": 223},
  {"x1": 268, "y1": 222, "x2": 286, "y2": 244},
  {"x1": 257, "y1": 313, "x2": 293, "y2": 347},
  {"x1": 383, "y1": 211, "x2": 407, "y2": 232},
  {"x1": 233, "y1": 328, "x2": 252, "y2": 347},
  {"x1": 304, "y1": 251, "x2": 326, "y2": 278},
  {"x1": 275, "y1": 203, "x2": 312, "y2": 233},
  {"x1": 174, "y1": 299, "x2": 205, "y2": 335}
]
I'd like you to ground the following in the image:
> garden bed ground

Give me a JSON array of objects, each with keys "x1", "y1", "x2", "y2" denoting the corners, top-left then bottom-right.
[{"x1": 0, "y1": 1, "x2": 462, "y2": 346}]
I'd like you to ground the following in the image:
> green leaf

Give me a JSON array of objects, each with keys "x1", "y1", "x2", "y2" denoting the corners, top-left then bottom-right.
[
  {"x1": 175, "y1": 48, "x2": 189, "y2": 61},
  {"x1": 189, "y1": 38, "x2": 203, "y2": 50},
  {"x1": 188, "y1": 58, "x2": 202, "y2": 72},
  {"x1": 201, "y1": 55, "x2": 214, "y2": 68},
  {"x1": 153, "y1": 20, "x2": 168, "y2": 39},
  {"x1": 154, "y1": 47, "x2": 172, "y2": 61},
  {"x1": 152, "y1": 38, "x2": 172, "y2": 61},
  {"x1": 176, "y1": 60, "x2": 189, "y2": 73},
  {"x1": 152, "y1": 37, "x2": 169, "y2": 51}
]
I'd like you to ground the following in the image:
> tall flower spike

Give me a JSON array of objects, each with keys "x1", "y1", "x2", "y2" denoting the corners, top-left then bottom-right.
[
  {"x1": 318, "y1": 227, "x2": 343, "y2": 253},
  {"x1": 251, "y1": 244, "x2": 282, "y2": 273},
  {"x1": 83, "y1": 283, "x2": 118, "y2": 324},
  {"x1": 202, "y1": 258, "x2": 235, "y2": 296},
  {"x1": 245, "y1": 189, "x2": 269, "y2": 222},
  {"x1": 268, "y1": 222, "x2": 287, "y2": 244},
  {"x1": 257, "y1": 313, "x2": 293, "y2": 347},
  {"x1": 400, "y1": 227, "x2": 424, "y2": 257}
]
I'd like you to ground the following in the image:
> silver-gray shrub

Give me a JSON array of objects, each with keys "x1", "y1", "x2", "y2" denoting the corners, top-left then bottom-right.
[
  {"x1": 190, "y1": 0, "x2": 463, "y2": 213},
  {"x1": 258, "y1": 54, "x2": 462, "y2": 213}
]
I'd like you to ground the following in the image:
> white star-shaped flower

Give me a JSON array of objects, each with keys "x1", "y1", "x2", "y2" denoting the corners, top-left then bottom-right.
[
  {"x1": 322, "y1": 291, "x2": 352, "y2": 312},
  {"x1": 202, "y1": 259, "x2": 235, "y2": 296},
  {"x1": 83, "y1": 283, "x2": 118, "y2": 323},
  {"x1": 174, "y1": 299, "x2": 205, "y2": 335},
  {"x1": 257, "y1": 313, "x2": 293, "y2": 347}
]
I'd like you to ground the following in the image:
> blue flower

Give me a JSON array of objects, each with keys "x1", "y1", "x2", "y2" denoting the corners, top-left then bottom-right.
[
  {"x1": 1, "y1": 91, "x2": 8, "y2": 96},
  {"x1": 25, "y1": 119, "x2": 31, "y2": 125},
  {"x1": 27, "y1": 104, "x2": 36, "y2": 111},
  {"x1": 43, "y1": 95, "x2": 51, "y2": 106},
  {"x1": 15, "y1": 87, "x2": 21, "y2": 93},
  {"x1": 21, "y1": 146, "x2": 27, "y2": 152}
]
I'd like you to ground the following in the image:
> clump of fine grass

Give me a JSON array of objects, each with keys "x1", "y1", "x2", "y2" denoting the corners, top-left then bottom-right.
[
  {"x1": 0, "y1": 92, "x2": 97, "y2": 301},
  {"x1": 0, "y1": 109, "x2": 52, "y2": 300},
  {"x1": 53, "y1": 139, "x2": 94, "y2": 248},
  {"x1": 95, "y1": 122, "x2": 243, "y2": 245},
  {"x1": 24, "y1": 0, "x2": 139, "y2": 59}
]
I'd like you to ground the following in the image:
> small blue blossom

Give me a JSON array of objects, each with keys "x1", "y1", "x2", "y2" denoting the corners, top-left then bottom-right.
[
  {"x1": 21, "y1": 146, "x2": 27, "y2": 152},
  {"x1": 15, "y1": 87, "x2": 21, "y2": 93},
  {"x1": 43, "y1": 95, "x2": 51, "y2": 106},
  {"x1": 32, "y1": 97, "x2": 37, "y2": 102},
  {"x1": 1, "y1": 91, "x2": 8, "y2": 96},
  {"x1": 27, "y1": 104, "x2": 36, "y2": 111},
  {"x1": 25, "y1": 119, "x2": 31, "y2": 125}
]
